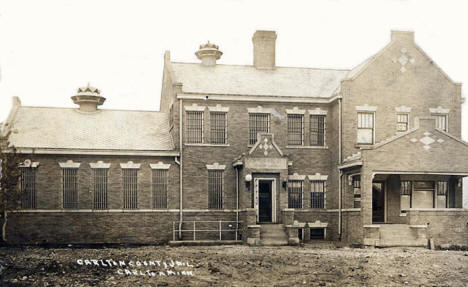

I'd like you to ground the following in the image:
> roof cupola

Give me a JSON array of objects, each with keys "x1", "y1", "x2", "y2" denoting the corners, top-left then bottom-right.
[
  {"x1": 195, "y1": 41, "x2": 222, "y2": 66},
  {"x1": 71, "y1": 83, "x2": 105, "y2": 112}
]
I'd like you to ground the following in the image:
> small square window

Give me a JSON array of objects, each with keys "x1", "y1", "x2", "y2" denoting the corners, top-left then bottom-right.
[{"x1": 396, "y1": 113, "x2": 409, "y2": 132}]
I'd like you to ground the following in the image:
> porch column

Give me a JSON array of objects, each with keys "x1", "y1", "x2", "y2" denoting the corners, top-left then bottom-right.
[{"x1": 360, "y1": 167, "x2": 373, "y2": 226}]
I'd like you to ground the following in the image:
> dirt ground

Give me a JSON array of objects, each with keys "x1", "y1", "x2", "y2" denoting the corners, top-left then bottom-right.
[{"x1": 0, "y1": 244, "x2": 467, "y2": 287}]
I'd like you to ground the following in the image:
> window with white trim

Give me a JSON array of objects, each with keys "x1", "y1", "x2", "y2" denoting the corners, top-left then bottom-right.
[
  {"x1": 152, "y1": 169, "x2": 168, "y2": 208},
  {"x1": 357, "y1": 112, "x2": 374, "y2": 144},
  {"x1": 249, "y1": 113, "x2": 270, "y2": 145},
  {"x1": 186, "y1": 111, "x2": 204, "y2": 143},
  {"x1": 436, "y1": 181, "x2": 448, "y2": 208},
  {"x1": 93, "y1": 169, "x2": 108, "y2": 209},
  {"x1": 288, "y1": 180, "x2": 303, "y2": 208},
  {"x1": 210, "y1": 112, "x2": 227, "y2": 144},
  {"x1": 396, "y1": 113, "x2": 409, "y2": 132},
  {"x1": 62, "y1": 168, "x2": 78, "y2": 209},
  {"x1": 310, "y1": 115, "x2": 325, "y2": 146},
  {"x1": 287, "y1": 114, "x2": 304, "y2": 145},
  {"x1": 208, "y1": 170, "x2": 223, "y2": 209},
  {"x1": 434, "y1": 114, "x2": 448, "y2": 132},
  {"x1": 310, "y1": 180, "x2": 325, "y2": 209},
  {"x1": 400, "y1": 180, "x2": 412, "y2": 210},
  {"x1": 21, "y1": 168, "x2": 36, "y2": 209},
  {"x1": 122, "y1": 169, "x2": 138, "y2": 209},
  {"x1": 352, "y1": 175, "x2": 361, "y2": 208}
]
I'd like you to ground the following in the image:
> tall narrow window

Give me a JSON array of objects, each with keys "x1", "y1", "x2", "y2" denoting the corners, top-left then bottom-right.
[
  {"x1": 21, "y1": 168, "x2": 36, "y2": 209},
  {"x1": 400, "y1": 180, "x2": 412, "y2": 210},
  {"x1": 249, "y1": 113, "x2": 270, "y2": 145},
  {"x1": 434, "y1": 114, "x2": 448, "y2": 132},
  {"x1": 210, "y1": 112, "x2": 227, "y2": 144},
  {"x1": 357, "y1": 112, "x2": 374, "y2": 144},
  {"x1": 310, "y1": 115, "x2": 325, "y2": 146},
  {"x1": 396, "y1": 113, "x2": 409, "y2": 132},
  {"x1": 186, "y1": 111, "x2": 203, "y2": 143},
  {"x1": 123, "y1": 169, "x2": 138, "y2": 209},
  {"x1": 63, "y1": 168, "x2": 78, "y2": 209},
  {"x1": 352, "y1": 175, "x2": 361, "y2": 208},
  {"x1": 436, "y1": 181, "x2": 448, "y2": 208},
  {"x1": 288, "y1": 180, "x2": 303, "y2": 208},
  {"x1": 310, "y1": 181, "x2": 325, "y2": 209},
  {"x1": 152, "y1": 169, "x2": 168, "y2": 208},
  {"x1": 288, "y1": 114, "x2": 304, "y2": 145},
  {"x1": 93, "y1": 169, "x2": 108, "y2": 209},
  {"x1": 208, "y1": 170, "x2": 223, "y2": 209}
]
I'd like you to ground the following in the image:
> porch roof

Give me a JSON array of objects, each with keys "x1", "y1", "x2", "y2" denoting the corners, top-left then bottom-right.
[{"x1": 360, "y1": 118, "x2": 468, "y2": 174}]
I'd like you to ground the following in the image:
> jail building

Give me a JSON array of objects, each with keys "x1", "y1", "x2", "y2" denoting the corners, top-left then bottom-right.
[{"x1": 2, "y1": 30, "x2": 468, "y2": 247}]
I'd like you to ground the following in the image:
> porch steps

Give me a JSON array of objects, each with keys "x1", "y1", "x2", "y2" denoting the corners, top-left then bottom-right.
[
  {"x1": 259, "y1": 224, "x2": 288, "y2": 246},
  {"x1": 377, "y1": 224, "x2": 428, "y2": 247}
]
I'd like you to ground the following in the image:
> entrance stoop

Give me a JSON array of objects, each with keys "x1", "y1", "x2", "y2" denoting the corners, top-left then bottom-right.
[
  {"x1": 364, "y1": 224, "x2": 428, "y2": 247},
  {"x1": 259, "y1": 224, "x2": 288, "y2": 246}
]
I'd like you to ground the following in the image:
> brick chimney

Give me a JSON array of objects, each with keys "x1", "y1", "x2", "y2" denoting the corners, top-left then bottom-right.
[
  {"x1": 195, "y1": 41, "x2": 223, "y2": 66},
  {"x1": 252, "y1": 30, "x2": 277, "y2": 69},
  {"x1": 71, "y1": 83, "x2": 105, "y2": 112}
]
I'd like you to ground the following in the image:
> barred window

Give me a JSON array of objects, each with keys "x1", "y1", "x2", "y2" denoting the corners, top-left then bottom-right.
[
  {"x1": 186, "y1": 111, "x2": 203, "y2": 143},
  {"x1": 62, "y1": 168, "x2": 78, "y2": 209},
  {"x1": 288, "y1": 114, "x2": 304, "y2": 145},
  {"x1": 436, "y1": 181, "x2": 448, "y2": 196},
  {"x1": 288, "y1": 180, "x2": 303, "y2": 208},
  {"x1": 208, "y1": 170, "x2": 223, "y2": 209},
  {"x1": 210, "y1": 112, "x2": 227, "y2": 144},
  {"x1": 434, "y1": 114, "x2": 448, "y2": 132},
  {"x1": 311, "y1": 181, "x2": 325, "y2": 209},
  {"x1": 152, "y1": 169, "x2": 168, "y2": 208},
  {"x1": 93, "y1": 169, "x2": 108, "y2": 209},
  {"x1": 352, "y1": 175, "x2": 361, "y2": 208},
  {"x1": 400, "y1": 181, "x2": 412, "y2": 195},
  {"x1": 357, "y1": 112, "x2": 374, "y2": 144},
  {"x1": 123, "y1": 169, "x2": 138, "y2": 209},
  {"x1": 249, "y1": 113, "x2": 270, "y2": 145},
  {"x1": 310, "y1": 115, "x2": 325, "y2": 146},
  {"x1": 21, "y1": 168, "x2": 36, "y2": 209},
  {"x1": 396, "y1": 113, "x2": 409, "y2": 132}
]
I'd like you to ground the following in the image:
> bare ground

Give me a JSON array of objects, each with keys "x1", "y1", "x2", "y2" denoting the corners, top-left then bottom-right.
[{"x1": 0, "y1": 244, "x2": 467, "y2": 287}]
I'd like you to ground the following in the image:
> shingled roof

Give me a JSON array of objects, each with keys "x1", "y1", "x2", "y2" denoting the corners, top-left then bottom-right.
[
  {"x1": 5, "y1": 106, "x2": 174, "y2": 152},
  {"x1": 171, "y1": 63, "x2": 349, "y2": 98}
]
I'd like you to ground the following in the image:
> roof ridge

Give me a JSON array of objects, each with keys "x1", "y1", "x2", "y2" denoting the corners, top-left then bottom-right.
[
  {"x1": 171, "y1": 61, "x2": 350, "y2": 72},
  {"x1": 19, "y1": 106, "x2": 167, "y2": 113}
]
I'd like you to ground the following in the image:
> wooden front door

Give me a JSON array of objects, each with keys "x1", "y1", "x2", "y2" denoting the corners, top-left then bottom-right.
[
  {"x1": 258, "y1": 180, "x2": 272, "y2": 223},
  {"x1": 372, "y1": 182, "x2": 385, "y2": 223}
]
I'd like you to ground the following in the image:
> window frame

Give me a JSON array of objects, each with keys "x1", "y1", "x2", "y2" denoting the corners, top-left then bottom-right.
[
  {"x1": 210, "y1": 111, "x2": 228, "y2": 145},
  {"x1": 152, "y1": 169, "x2": 168, "y2": 209},
  {"x1": 122, "y1": 168, "x2": 138, "y2": 209},
  {"x1": 310, "y1": 114, "x2": 326, "y2": 146},
  {"x1": 287, "y1": 113, "x2": 304, "y2": 146},
  {"x1": 310, "y1": 180, "x2": 326, "y2": 209},
  {"x1": 186, "y1": 111, "x2": 204, "y2": 144},
  {"x1": 433, "y1": 113, "x2": 448, "y2": 132},
  {"x1": 93, "y1": 168, "x2": 108, "y2": 210},
  {"x1": 62, "y1": 168, "x2": 78, "y2": 209},
  {"x1": 20, "y1": 167, "x2": 37, "y2": 209},
  {"x1": 352, "y1": 175, "x2": 361, "y2": 208},
  {"x1": 208, "y1": 170, "x2": 224, "y2": 209},
  {"x1": 248, "y1": 113, "x2": 271, "y2": 145},
  {"x1": 288, "y1": 180, "x2": 303, "y2": 209},
  {"x1": 357, "y1": 112, "x2": 375, "y2": 145},
  {"x1": 396, "y1": 113, "x2": 409, "y2": 132}
]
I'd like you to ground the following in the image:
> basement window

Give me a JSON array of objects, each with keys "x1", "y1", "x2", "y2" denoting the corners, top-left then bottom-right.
[{"x1": 309, "y1": 228, "x2": 325, "y2": 240}]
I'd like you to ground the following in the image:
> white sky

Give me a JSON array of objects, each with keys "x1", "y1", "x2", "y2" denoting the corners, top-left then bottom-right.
[{"x1": 0, "y1": 0, "x2": 467, "y2": 141}]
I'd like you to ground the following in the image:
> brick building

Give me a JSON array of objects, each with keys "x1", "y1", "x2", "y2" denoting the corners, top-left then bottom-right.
[{"x1": 1, "y1": 30, "x2": 467, "y2": 247}]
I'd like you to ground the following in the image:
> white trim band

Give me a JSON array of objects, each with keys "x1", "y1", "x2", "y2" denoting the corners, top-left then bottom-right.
[
  {"x1": 288, "y1": 173, "x2": 306, "y2": 181},
  {"x1": 356, "y1": 104, "x2": 377, "y2": 112},
  {"x1": 308, "y1": 108, "x2": 328, "y2": 115},
  {"x1": 120, "y1": 161, "x2": 141, "y2": 169},
  {"x1": 429, "y1": 106, "x2": 450, "y2": 114},
  {"x1": 247, "y1": 106, "x2": 273, "y2": 114},
  {"x1": 395, "y1": 105, "x2": 412, "y2": 113},
  {"x1": 58, "y1": 160, "x2": 81, "y2": 169},
  {"x1": 150, "y1": 162, "x2": 171, "y2": 170},
  {"x1": 20, "y1": 159, "x2": 40, "y2": 168},
  {"x1": 208, "y1": 104, "x2": 229, "y2": 112},
  {"x1": 308, "y1": 173, "x2": 328, "y2": 181},
  {"x1": 286, "y1": 107, "x2": 306, "y2": 114},
  {"x1": 206, "y1": 162, "x2": 226, "y2": 170},
  {"x1": 184, "y1": 103, "x2": 205, "y2": 112},
  {"x1": 90, "y1": 161, "x2": 111, "y2": 169}
]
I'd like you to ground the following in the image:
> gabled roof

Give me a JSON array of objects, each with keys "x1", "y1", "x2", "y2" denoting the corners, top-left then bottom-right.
[
  {"x1": 6, "y1": 106, "x2": 175, "y2": 152},
  {"x1": 171, "y1": 62, "x2": 349, "y2": 98}
]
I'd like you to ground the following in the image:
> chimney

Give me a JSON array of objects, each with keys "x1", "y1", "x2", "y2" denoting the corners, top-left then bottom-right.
[
  {"x1": 71, "y1": 83, "x2": 105, "y2": 112},
  {"x1": 195, "y1": 41, "x2": 222, "y2": 66},
  {"x1": 252, "y1": 30, "x2": 277, "y2": 69},
  {"x1": 391, "y1": 30, "x2": 414, "y2": 43}
]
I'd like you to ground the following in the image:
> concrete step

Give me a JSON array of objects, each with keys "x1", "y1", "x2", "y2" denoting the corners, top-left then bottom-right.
[
  {"x1": 377, "y1": 224, "x2": 428, "y2": 247},
  {"x1": 259, "y1": 224, "x2": 288, "y2": 246}
]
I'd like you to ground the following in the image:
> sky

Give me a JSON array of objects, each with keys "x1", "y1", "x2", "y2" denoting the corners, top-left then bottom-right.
[{"x1": 1, "y1": 0, "x2": 468, "y2": 205}]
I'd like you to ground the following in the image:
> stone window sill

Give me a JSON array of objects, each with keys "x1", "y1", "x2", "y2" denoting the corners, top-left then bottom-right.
[
  {"x1": 185, "y1": 143, "x2": 230, "y2": 147},
  {"x1": 286, "y1": 145, "x2": 328, "y2": 149}
]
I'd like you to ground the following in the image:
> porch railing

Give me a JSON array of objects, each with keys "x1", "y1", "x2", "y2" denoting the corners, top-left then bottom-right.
[{"x1": 172, "y1": 221, "x2": 241, "y2": 241}]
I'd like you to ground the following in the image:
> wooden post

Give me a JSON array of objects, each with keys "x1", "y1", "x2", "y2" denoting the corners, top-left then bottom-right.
[{"x1": 219, "y1": 221, "x2": 222, "y2": 240}]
